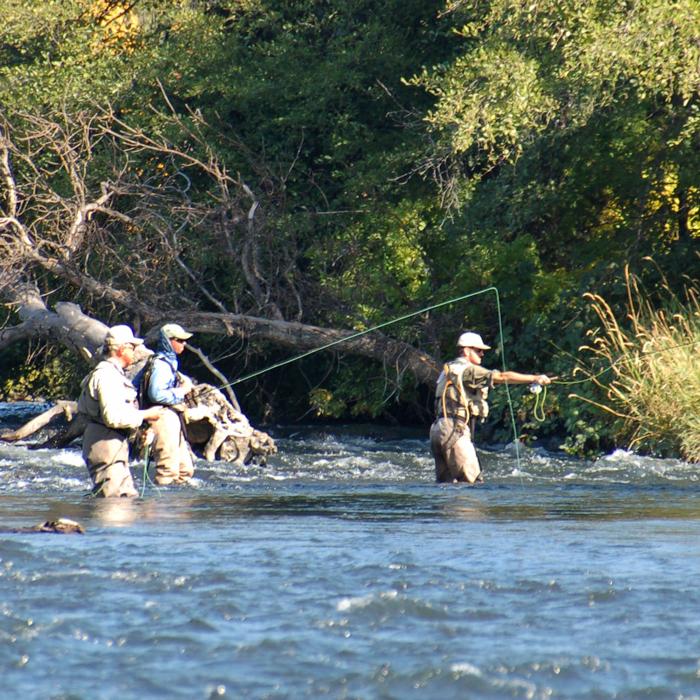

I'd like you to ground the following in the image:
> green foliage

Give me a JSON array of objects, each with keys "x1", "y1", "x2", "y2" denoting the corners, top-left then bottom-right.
[
  {"x1": 0, "y1": 1, "x2": 154, "y2": 109},
  {"x1": 405, "y1": 0, "x2": 700, "y2": 296},
  {"x1": 560, "y1": 419, "x2": 606, "y2": 460},
  {"x1": 412, "y1": 0, "x2": 700, "y2": 166},
  {"x1": 0, "y1": 345, "x2": 85, "y2": 402},
  {"x1": 307, "y1": 355, "x2": 423, "y2": 423}
]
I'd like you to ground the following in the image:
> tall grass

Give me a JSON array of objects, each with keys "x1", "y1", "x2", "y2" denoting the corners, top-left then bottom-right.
[{"x1": 575, "y1": 267, "x2": 700, "y2": 461}]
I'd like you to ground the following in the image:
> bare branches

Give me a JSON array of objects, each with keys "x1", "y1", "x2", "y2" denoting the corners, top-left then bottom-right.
[
  {"x1": 186, "y1": 343, "x2": 241, "y2": 412},
  {"x1": 97, "y1": 90, "x2": 298, "y2": 320},
  {"x1": 0, "y1": 101, "x2": 441, "y2": 392},
  {"x1": 0, "y1": 109, "x2": 126, "y2": 295}
]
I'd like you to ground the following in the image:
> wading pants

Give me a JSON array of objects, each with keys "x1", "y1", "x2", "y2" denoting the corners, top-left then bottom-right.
[
  {"x1": 429, "y1": 416, "x2": 482, "y2": 484},
  {"x1": 149, "y1": 409, "x2": 194, "y2": 485},
  {"x1": 82, "y1": 422, "x2": 138, "y2": 498}
]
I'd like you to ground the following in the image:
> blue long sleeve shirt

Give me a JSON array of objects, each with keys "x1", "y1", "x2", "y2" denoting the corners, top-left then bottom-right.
[{"x1": 145, "y1": 328, "x2": 188, "y2": 407}]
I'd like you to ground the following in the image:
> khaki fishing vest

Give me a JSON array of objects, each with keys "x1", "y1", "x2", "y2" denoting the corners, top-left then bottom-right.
[
  {"x1": 434, "y1": 359, "x2": 490, "y2": 422},
  {"x1": 77, "y1": 361, "x2": 139, "y2": 427}
]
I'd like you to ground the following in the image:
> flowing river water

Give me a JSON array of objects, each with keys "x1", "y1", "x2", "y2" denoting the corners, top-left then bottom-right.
[{"x1": 1, "y1": 402, "x2": 700, "y2": 700}]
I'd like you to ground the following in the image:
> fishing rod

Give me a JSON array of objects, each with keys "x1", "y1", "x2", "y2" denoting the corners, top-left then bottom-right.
[{"x1": 213, "y1": 287, "x2": 507, "y2": 389}]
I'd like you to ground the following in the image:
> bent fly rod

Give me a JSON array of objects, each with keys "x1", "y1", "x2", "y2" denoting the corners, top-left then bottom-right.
[
  {"x1": 218, "y1": 287, "x2": 507, "y2": 388},
  {"x1": 191, "y1": 286, "x2": 524, "y2": 460}
]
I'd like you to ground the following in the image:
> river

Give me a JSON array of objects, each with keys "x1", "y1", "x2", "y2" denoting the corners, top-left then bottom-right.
[{"x1": 1, "y1": 402, "x2": 700, "y2": 699}]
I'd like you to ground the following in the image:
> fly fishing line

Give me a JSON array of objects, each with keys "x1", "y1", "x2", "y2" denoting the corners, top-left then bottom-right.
[{"x1": 212, "y1": 286, "x2": 526, "y2": 475}]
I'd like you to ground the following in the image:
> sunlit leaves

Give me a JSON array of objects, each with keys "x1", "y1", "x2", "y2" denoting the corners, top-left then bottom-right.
[{"x1": 412, "y1": 0, "x2": 700, "y2": 178}]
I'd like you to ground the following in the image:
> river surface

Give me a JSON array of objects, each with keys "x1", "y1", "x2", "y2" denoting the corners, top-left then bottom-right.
[{"x1": 1, "y1": 403, "x2": 700, "y2": 700}]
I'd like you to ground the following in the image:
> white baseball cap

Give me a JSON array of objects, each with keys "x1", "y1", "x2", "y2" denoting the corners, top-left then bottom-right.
[
  {"x1": 161, "y1": 323, "x2": 193, "y2": 340},
  {"x1": 104, "y1": 325, "x2": 144, "y2": 346},
  {"x1": 456, "y1": 331, "x2": 491, "y2": 350}
]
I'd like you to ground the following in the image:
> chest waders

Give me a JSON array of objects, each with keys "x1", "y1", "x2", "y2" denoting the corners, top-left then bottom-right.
[
  {"x1": 139, "y1": 354, "x2": 190, "y2": 460},
  {"x1": 435, "y1": 361, "x2": 488, "y2": 477},
  {"x1": 434, "y1": 361, "x2": 473, "y2": 447},
  {"x1": 79, "y1": 365, "x2": 136, "y2": 497},
  {"x1": 439, "y1": 359, "x2": 491, "y2": 424}
]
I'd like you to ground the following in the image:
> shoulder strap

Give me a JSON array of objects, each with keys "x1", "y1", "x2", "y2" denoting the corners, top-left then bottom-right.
[{"x1": 440, "y1": 361, "x2": 471, "y2": 422}]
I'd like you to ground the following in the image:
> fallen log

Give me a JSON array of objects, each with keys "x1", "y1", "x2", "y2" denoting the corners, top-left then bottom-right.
[
  {"x1": 0, "y1": 400, "x2": 78, "y2": 442},
  {"x1": 0, "y1": 291, "x2": 275, "y2": 462}
]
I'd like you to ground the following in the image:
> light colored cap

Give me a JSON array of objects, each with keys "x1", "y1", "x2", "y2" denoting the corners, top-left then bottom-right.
[
  {"x1": 456, "y1": 331, "x2": 491, "y2": 350},
  {"x1": 105, "y1": 324, "x2": 144, "y2": 346},
  {"x1": 161, "y1": 322, "x2": 193, "y2": 340}
]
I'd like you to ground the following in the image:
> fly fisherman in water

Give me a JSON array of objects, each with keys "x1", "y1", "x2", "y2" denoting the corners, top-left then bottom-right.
[
  {"x1": 136, "y1": 323, "x2": 195, "y2": 485},
  {"x1": 430, "y1": 331, "x2": 553, "y2": 484},
  {"x1": 77, "y1": 325, "x2": 166, "y2": 497}
]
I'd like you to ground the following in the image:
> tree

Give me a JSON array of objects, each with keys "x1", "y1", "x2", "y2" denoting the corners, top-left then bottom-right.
[
  {"x1": 1, "y1": 0, "x2": 465, "y2": 424},
  {"x1": 379, "y1": 0, "x2": 700, "y2": 448},
  {"x1": 0, "y1": 106, "x2": 440, "y2": 387},
  {"x1": 409, "y1": 0, "x2": 700, "y2": 262}
]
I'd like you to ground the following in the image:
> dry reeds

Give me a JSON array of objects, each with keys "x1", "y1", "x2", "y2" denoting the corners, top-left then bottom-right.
[{"x1": 574, "y1": 266, "x2": 700, "y2": 461}]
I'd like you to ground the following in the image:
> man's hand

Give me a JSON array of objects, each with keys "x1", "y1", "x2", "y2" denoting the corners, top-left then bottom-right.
[
  {"x1": 179, "y1": 376, "x2": 193, "y2": 394},
  {"x1": 142, "y1": 406, "x2": 167, "y2": 422},
  {"x1": 533, "y1": 374, "x2": 557, "y2": 386}
]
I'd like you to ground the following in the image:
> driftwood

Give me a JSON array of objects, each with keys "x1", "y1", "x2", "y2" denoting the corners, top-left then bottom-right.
[
  {"x1": 34, "y1": 411, "x2": 89, "y2": 450},
  {"x1": 0, "y1": 297, "x2": 275, "y2": 463},
  {"x1": 1, "y1": 518, "x2": 86, "y2": 534},
  {"x1": 0, "y1": 400, "x2": 78, "y2": 442},
  {"x1": 184, "y1": 383, "x2": 276, "y2": 464}
]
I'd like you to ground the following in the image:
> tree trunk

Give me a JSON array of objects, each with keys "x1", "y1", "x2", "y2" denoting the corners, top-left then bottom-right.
[
  {"x1": 172, "y1": 312, "x2": 440, "y2": 387},
  {"x1": 1, "y1": 284, "x2": 441, "y2": 386}
]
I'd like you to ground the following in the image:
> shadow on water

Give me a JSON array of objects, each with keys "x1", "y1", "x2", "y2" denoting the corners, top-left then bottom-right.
[{"x1": 3, "y1": 482, "x2": 700, "y2": 534}]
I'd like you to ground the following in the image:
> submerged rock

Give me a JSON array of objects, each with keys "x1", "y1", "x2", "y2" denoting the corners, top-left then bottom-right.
[{"x1": 4, "y1": 518, "x2": 86, "y2": 534}]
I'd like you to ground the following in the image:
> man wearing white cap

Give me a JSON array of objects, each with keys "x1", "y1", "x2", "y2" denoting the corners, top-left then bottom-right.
[
  {"x1": 430, "y1": 330, "x2": 553, "y2": 484},
  {"x1": 137, "y1": 323, "x2": 195, "y2": 485},
  {"x1": 77, "y1": 325, "x2": 167, "y2": 497}
]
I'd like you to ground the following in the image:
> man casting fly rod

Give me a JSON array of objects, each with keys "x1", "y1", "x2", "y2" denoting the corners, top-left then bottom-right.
[{"x1": 430, "y1": 331, "x2": 554, "y2": 484}]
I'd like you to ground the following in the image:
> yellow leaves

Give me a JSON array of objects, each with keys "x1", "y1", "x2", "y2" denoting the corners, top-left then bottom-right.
[
  {"x1": 93, "y1": 0, "x2": 140, "y2": 34},
  {"x1": 309, "y1": 388, "x2": 346, "y2": 419},
  {"x1": 91, "y1": 0, "x2": 141, "y2": 54},
  {"x1": 640, "y1": 165, "x2": 700, "y2": 238}
]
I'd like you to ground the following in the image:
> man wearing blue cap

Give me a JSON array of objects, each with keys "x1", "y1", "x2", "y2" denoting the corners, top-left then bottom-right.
[
  {"x1": 431, "y1": 331, "x2": 553, "y2": 484},
  {"x1": 138, "y1": 323, "x2": 196, "y2": 485}
]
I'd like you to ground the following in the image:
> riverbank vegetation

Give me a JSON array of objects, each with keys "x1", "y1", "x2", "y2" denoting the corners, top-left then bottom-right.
[
  {"x1": 575, "y1": 269, "x2": 700, "y2": 461},
  {"x1": 2, "y1": 0, "x2": 700, "y2": 458}
]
